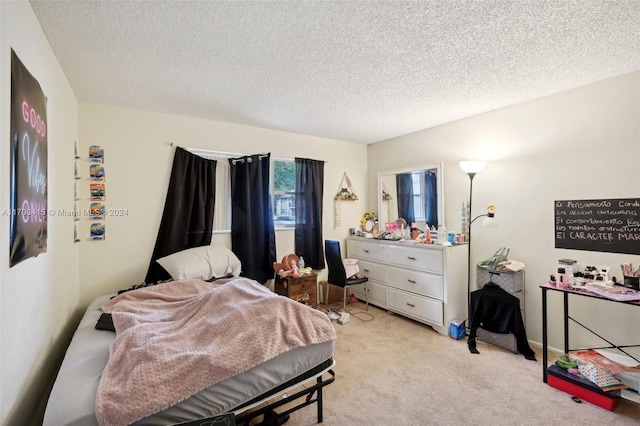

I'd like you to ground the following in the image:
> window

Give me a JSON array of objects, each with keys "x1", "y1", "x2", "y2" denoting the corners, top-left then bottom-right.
[
  {"x1": 410, "y1": 170, "x2": 436, "y2": 224},
  {"x1": 411, "y1": 173, "x2": 424, "y2": 221},
  {"x1": 190, "y1": 149, "x2": 296, "y2": 232},
  {"x1": 272, "y1": 159, "x2": 295, "y2": 228}
]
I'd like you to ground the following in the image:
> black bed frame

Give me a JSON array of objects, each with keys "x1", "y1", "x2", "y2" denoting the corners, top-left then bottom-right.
[
  {"x1": 180, "y1": 360, "x2": 335, "y2": 426},
  {"x1": 236, "y1": 367, "x2": 335, "y2": 425}
]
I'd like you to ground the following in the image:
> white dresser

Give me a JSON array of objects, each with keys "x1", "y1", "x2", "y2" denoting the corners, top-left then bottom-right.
[{"x1": 347, "y1": 237, "x2": 468, "y2": 336}]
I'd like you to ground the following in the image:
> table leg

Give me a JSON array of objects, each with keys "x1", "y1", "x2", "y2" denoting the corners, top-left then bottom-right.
[
  {"x1": 563, "y1": 292, "x2": 569, "y2": 353},
  {"x1": 542, "y1": 287, "x2": 548, "y2": 383}
]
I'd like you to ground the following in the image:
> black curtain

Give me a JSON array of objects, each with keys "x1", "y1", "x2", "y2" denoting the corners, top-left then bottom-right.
[
  {"x1": 424, "y1": 170, "x2": 438, "y2": 228},
  {"x1": 396, "y1": 173, "x2": 415, "y2": 225},
  {"x1": 145, "y1": 147, "x2": 217, "y2": 283},
  {"x1": 229, "y1": 153, "x2": 275, "y2": 284},
  {"x1": 294, "y1": 158, "x2": 325, "y2": 270}
]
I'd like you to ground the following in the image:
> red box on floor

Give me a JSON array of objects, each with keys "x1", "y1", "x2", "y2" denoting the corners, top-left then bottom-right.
[{"x1": 547, "y1": 365, "x2": 621, "y2": 411}]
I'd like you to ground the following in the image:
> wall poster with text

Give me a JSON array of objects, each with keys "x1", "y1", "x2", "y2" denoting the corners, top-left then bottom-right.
[{"x1": 10, "y1": 49, "x2": 48, "y2": 267}]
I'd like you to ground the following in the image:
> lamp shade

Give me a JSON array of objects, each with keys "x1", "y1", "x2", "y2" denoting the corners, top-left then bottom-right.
[
  {"x1": 482, "y1": 215, "x2": 497, "y2": 227},
  {"x1": 459, "y1": 160, "x2": 486, "y2": 174}
]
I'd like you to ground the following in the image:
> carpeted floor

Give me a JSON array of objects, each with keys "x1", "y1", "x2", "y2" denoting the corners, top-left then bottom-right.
[{"x1": 267, "y1": 301, "x2": 640, "y2": 426}]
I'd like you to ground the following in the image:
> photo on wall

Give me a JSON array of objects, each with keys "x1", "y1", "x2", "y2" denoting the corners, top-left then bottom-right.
[
  {"x1": 91, "y1": 223, "x2": 105, "y2": 241},
  {"x1": 89, "y1": 145, "x2": 104, "y2": 163},
  {"x1": 90, "y1": 164, "x2": 105, "y2": 181},
  {"x1": 9, "y1": 49, "x2": 48, "y2": 267},
  {"x1": 90, "y1": 202, "x2": 105, "y2": 220},
  {"x1": 90, "y1": 183, "x2": 106, "y2": 201}
]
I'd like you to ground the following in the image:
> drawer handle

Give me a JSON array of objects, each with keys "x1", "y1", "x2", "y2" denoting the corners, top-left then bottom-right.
[
  {"x1": 363, "y1": 269, "x2": 370, "y2": 272},
  {"x1": 406, "y1": 303, "x2": 415, "y2": 308},
  {"x1": 407, "y1": 256, "x2": 417, "y2": 260},
  {"x1": 363, "y1": 249, "x2": 370, "y2": 253},
  {"x1": 407, "y1": 279, "x2": 416, "y2": 284}
]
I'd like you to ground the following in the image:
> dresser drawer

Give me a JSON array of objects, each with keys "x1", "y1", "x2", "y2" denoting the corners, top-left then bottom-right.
[
  {"x1": 388, "y1": 288, "x2": 443, "y2": 326},
  {"x1": 347, "y1": 239, "x2": 387, "y2": 263},
  {"x1": 388, "y1": 266, "x2": 443, "y2": 300},
  {"x1": 357, "y1": 259, "x2": 387, "y2": 282},
  {"x1": 351, "y1": 279, "x2": 388, "y2": 307},
  {"x1": 387, "y1": 245, "x2": 443, "y2": 274}
]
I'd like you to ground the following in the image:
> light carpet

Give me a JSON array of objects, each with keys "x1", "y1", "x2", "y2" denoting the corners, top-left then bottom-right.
[{"x1": 276, "y1": 301, "x2": 640, "y2": 426}]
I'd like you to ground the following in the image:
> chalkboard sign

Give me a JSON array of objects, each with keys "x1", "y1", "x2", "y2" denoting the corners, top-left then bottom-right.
[{"x1": 555, "y1": 198, "x2": 640, "y2": 255}]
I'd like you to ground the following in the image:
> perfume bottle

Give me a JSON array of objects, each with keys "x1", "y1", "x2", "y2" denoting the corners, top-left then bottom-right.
[
  {"x1": 556, "y1": 267, "x2": 568, "y2": 289},
  {"x1": 437, "y1": 224, "x2": 447, "y2": 244},
  {"x1": 430, "y1": 226, "x2": 438, "y2": 243}
]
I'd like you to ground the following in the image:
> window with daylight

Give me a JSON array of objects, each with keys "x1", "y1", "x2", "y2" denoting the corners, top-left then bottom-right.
[
  {"x1": 272, "y1": 159, "x2": 296, "y2": 229},
  {"x1": 405, "y1": 170, "x2": 437, "y2": 226},
  {"x1": 411, "y1": 172, "x2": 425, "y2": 222},
  {"x1": 190, "y1": 150, "x2": 296, "y2": 232}
]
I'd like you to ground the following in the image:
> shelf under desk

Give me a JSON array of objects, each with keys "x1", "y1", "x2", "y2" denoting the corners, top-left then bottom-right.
[{"x1": 540, "y1": 283, "x2": 640, "y2": 401}]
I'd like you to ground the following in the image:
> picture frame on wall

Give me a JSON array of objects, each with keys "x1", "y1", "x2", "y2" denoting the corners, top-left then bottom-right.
[
  {"x1": 9, "y1": 49, "x2": 48, "y2": 267},
  {"x1": 90, "y1": 183, "x2": 106, "y2": 201},
  {"x1": 89, "y1": 145, "x2": 104, "y2": 163}
]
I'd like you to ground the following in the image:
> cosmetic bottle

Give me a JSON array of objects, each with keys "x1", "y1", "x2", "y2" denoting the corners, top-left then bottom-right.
[
  {"x1": 556, "y1": 267, "x2": 568, "y2": 289},
  {"x1": 437, "y1": 224, "x2": 447, "y2": 244},
  {"x1": 430, "y1": 226, "x2": 437, "y2": 243},
  {"x1": 447, "y1": 232, "x2": 456, "y2": 244}
]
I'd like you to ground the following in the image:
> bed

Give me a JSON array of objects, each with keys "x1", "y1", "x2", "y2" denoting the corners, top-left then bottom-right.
[{"x1": 43, "y1": 246, "x2": 336, "y2": 426}]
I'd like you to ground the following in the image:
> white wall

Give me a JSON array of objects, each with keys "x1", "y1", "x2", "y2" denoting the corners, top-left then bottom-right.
[
  {"x1": 0, "y1": 1, "x2": 80, "y2": 424},
  {"x1": 77, "y1": 104, "x2": 368, "y2": 306},
  {"x1": 368, "y1": 71, "x2": 640, "y2": 354}
]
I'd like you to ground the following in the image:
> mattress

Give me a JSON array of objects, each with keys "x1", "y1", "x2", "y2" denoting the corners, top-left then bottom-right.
[{"x1": 44, "y1": 292, "x2": 335, "y2": 425}]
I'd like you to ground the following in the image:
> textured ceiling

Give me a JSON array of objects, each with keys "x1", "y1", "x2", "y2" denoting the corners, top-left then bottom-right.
[{"x1": 29, "y1": 1, "x2": 640, "y2": 144}]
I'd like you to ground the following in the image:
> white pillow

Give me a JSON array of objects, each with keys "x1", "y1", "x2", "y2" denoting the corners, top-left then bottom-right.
[{"x1": 156, "y1": 245, "x2": 242, "y2": 281}]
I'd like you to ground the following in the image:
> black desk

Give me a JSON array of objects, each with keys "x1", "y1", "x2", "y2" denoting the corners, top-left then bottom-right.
[{"x1": 540, "y1": 283, "x2": 640, "y2": 383}]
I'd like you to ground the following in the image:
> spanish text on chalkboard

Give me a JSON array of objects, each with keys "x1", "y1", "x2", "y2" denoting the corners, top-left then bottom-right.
[{"x1": 555, "y1": 198, "x2": 640, "y2": 255}]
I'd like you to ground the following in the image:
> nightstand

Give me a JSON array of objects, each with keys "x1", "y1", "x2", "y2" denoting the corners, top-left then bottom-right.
[{"x1": 274, "y1": 273, "x2": 318, "y2": 308}]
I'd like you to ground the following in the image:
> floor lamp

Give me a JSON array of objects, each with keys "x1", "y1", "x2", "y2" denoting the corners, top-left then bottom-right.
[{"x1": 459, "y1": 160, "x2": 489, "y2": 322}]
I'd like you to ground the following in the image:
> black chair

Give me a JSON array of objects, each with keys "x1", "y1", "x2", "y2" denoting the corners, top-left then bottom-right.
[{"x1": 324, "y1": 240, "x2": 368, "y2": 311}]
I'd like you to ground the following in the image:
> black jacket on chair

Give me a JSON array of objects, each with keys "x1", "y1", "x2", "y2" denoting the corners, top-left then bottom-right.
[{"x1": 468, "y1": 282, "x2": 536, "y2": 360}]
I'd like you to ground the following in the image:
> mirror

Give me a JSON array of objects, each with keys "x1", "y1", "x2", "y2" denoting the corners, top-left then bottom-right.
[{"x1": 377, "y1": 162, "x2": 444, "y2": 233}]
